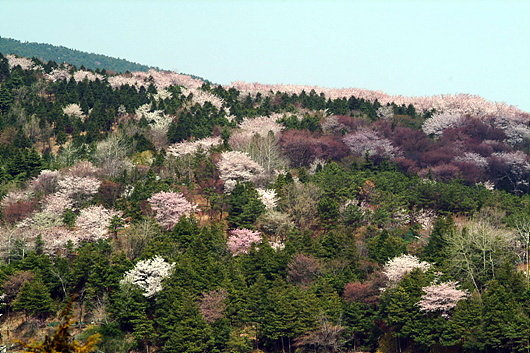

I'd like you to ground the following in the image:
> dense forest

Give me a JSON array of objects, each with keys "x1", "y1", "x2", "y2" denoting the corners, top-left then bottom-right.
[
  {"x1": 0, "y1": 51, "x2": 530, "y2": 353},
  {"x1": 0, "y1": 37, "x2": 154, "y2": 74}
]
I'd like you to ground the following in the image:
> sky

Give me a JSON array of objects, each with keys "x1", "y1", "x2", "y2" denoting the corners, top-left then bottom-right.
[{"x1": 0, "y1": 0, "x2": 529, "y2": 112}]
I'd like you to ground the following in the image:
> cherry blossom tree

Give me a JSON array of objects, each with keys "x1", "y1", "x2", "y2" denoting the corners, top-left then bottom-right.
[
  {"x1": 74, "y1": 205, "x2": 123, "y2": 242},
  {"x1": 67, "y1": 160, "x2": 101, "y2": 178},
  {"x1": 377, "y1": 105, "x2": 395, "y2": 120},
  {"x1": 417, "y1": 281, "x2": 469, "y2": 318},
  {"x1": 150, "y1": 88, "x2": 173, "y2": 101},
  {"x1": 72, "y1": 70, "x2": 104, "y2": 82},
  {"x1": 167, "y1": 136, "x2": 221, "y2": 158},
  {"x1": 6, "y1": 54, "x2": 37, "y2": 71},
  {"x1": 230, "y1": 114, "x2": 285, "y2": 150},
  {"x1": 421, "y1": 112, "x2": 465, "y2": 136},
  {"x1": 121, "y1": 256, "x2": 175, "y2": 298},
  {"x1": 63, "y1": 104, "x2": 86, "y2": 122},
  {"x1": 29, "y1": 170, "x2": 61, "y2": 196},
  {"x1": 227, "y1": 228, "x2": 262, "y2": 256},
  {"x1": 320, "y1": 116, "x2": 349, "y2": 135},
  {"x1": 453, "y1": 152, "x2": 488, "y2": 169},
  {"x1": 56, "y1": 175, "x2": 101, "y2": 208},
  {"x1": 382, "y1": 254, "x2": 432, "y2": 287},
  {"x1": 148, "y1": 191, "x2": 196, "y2": 230},
  {"x1": 343, "y1": 129, "x2": 399, "y2": 159},
  {"x1": 217, "y1": 151, "x2": 264, "y2": 193},
  {"x1": 1, "y1": 190, "x2": 33, "y2": 211},
  {"x1": 256, "y1": 188, "x2": 278, "y2": 210},
  {"x1": 46, "y1": 65, "x2": 72, "y2": 82}
]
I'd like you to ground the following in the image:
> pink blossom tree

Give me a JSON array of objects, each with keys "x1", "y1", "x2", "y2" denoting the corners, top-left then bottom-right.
[
  {"x1": 148, "y1": 191, "x2": 196, "y2": 230},
  {"x1": 417, "y1": 281, "x2": 469, "y2": 318},
  {"x1": 227, "y1": 228, "x2": 262, "y2": 256}
]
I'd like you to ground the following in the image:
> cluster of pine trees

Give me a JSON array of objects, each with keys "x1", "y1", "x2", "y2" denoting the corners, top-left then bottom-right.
[{"x1": 0, "y1": 51, "x2": 530, "y2": 353}]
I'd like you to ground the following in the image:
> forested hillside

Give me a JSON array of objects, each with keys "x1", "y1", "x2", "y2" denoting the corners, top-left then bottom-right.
[
  {"x1": 0, "y1": 37, "x2": 154, "y2": 73},
  {"x1": 1, "y1": 51, "x2": 530, "y2": 353}
]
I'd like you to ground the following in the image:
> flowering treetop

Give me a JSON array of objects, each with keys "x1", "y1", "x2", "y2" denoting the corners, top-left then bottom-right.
[
  {"x1": 227, "y1": 228, "x2": 262, "y2": 256},
  {"x1": 167, "y1": 136, "x2": 221, "y2": 158},
  {"x1": 217, "y1": 151, "x2": 264, "y2": 192},
  {"x1": 148, "y1": 191, "x2": 197, "y2": 230},
  {"x1": 121, "y1": 256, "x2": 175, "y2": 297},
  {"x1": 417, "y1": 281, "x2": 469, "y2": 318},
  {"x1": 382, "y1": 254, "x2": 432, "y2": 285}
]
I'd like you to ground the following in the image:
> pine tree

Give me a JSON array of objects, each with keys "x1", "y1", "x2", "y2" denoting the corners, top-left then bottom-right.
[{"x1": 12, "y1": 277, "x2": 54, "y2": 319}]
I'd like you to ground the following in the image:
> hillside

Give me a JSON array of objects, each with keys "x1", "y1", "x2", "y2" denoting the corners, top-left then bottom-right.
[
  {"x1": 0, "y1": 51, "x2": 530, "y2": 353},
  {"x1": 0, "y1": 36, "x2": 154, "y2": 73}
]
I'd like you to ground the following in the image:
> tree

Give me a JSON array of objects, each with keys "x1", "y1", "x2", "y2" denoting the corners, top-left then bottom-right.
[
  {"x1": 12, "y1": 277, "x2": 53, "y2": 319},
  {"x1": 217, "y1": 151, "x2": 264, "y2": 193},
  {"x1": 448, "y1": 211, "x2": 516, "y2": 291},
  {"x1": 343, "y1": 129, "x2": 399, "y2": 159},
  {"x1": 121, "y1": 256, "x2": 175, "y2": 298},
  {"x1": 382, "y1": 254, "x2": 432, "y2": 288},
  {"x1": 148, "y1": 191, "x2": 196, "y2": 230},
  {"x1": 417, "y1": 281, "x2": 469, "y2": 318},
  {"x1": 227, "y1": 228, "x2": 262, "y2": 256},
  {"x1": 294, "y1": 315, "x2": 346, "y2": 353},
  {"x1": 198, "y1": 288, "x2": 228, "y2": 324},
  {"x1": 227, "y1": 182, "x2": 266, "y2": 229}
]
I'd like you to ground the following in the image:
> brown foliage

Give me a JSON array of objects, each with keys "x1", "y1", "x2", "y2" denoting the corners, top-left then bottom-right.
[
  {"x1": 278, "y1": 130, "x2": 349, "y2": 167},
  {"x1": 2, "y1": 199, "x2": 39, "y2": 224},
  {"x1": 199, "y1": 289, "x2": 228, "y2": 324},
  {"x1": 342, "y1": 272, "x2": 385, "y2": 306},
  {"x1": 2, "y1": 271, "x2": 34, "y2": 304},
  {"x1": 287, "y1": 253, "x2": 321, "y2": 288},
  {"x1": 96, "y1": 180, "x2": 123, "y2": 208}
]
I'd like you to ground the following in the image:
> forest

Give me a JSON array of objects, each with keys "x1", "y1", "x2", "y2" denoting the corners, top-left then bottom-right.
[
  {"x1": 0, "y1": 51, "x2": 530, "y2": 353},
  {"x1": 0, "y1": 37, "x2": 154, "y2": 74}
]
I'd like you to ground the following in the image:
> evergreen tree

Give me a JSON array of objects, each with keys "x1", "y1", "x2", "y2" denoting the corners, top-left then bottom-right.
[{"x1": 12, "y1": 277, "x2": 54, "y2": 319}]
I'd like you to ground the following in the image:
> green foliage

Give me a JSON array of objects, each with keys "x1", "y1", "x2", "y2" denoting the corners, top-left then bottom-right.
[
  {"x1": 367, "y1": 229, "x2": 407, "y2": 265},
  {"x1": 0, "y1": 36, "x2": 153, "y2": 73},
  {"x1": 227, "y1": 182, "x2": 266, "y2": 229},
  {"x1": 12, "y1": 277, "x2": 54, "y2": 318}
]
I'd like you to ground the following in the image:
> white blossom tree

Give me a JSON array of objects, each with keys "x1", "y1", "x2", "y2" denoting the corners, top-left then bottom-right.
[
  {"x1": 121, "y1": 256, "x2": 175, "y2": 297},
  {"x1": 382, "y1": 254, "x2": 432, "y2": 287},
  {"x1": 421, "y1": 112, "x2": 465, "y2": 136},
  {"x1": 256, "y1": 188, "x2": 279, "y2": 210},
  {"x1": 75, "y1": 205, "x2": 123, "y2": 242},
  {"x1": 63, "y1": 104, "x2": 86, "y2": 121},
  {"x1": 343, "y1": 129, "x2": 399, "y2": 159},
  {"x1": 217, "y1": 151, "x2": 264, "y2": 193}
]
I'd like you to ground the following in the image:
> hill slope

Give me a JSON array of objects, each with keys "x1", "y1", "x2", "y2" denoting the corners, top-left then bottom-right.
[{"x1": 0, "y1": 36, "x2": 154, "y2": 73}]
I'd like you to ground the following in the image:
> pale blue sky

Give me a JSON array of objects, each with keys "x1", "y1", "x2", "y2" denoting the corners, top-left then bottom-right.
[{"x1": 0, "y1": 0, "x2": 529, "y2": 112}]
